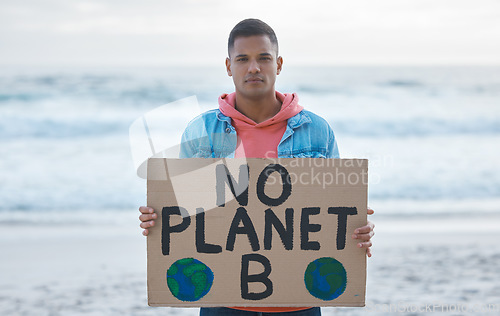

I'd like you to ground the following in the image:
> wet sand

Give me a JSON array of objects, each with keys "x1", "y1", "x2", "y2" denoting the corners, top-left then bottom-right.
[{"x1": 1, "y1": 214, "x2": 499, "y2": 316}]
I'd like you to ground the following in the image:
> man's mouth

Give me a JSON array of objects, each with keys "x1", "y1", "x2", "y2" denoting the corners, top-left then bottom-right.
[{"x1": 245, "y1": 77, "x2": 263, "y2": 83}]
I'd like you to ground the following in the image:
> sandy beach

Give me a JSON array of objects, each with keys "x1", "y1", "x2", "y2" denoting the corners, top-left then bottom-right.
[{"x1": 1, "y1": 212, "x2": 499, "y2": 316}]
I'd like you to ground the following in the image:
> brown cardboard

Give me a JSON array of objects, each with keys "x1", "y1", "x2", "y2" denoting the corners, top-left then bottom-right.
[{"x1": 147, "y1": 158, "x2": 367, "y2": 307}]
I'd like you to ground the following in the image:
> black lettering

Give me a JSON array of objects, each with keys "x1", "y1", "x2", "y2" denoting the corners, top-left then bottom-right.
[
  {"x1": 161, "y1": 206, "x2": 191, "y2": 255},
  {"x1": 300, "y1": 207, "x2": 321, "y2": 250},
  {"x1": 195, "y1": 208, "x2": 222, "y2": 254},
  {"x1": 264, "y1": 208, "x2": 293, "y2": 250},
  {"x1": 328, "y1": 207, "x2": 358, "y2": 250},
  {"x1": 256, "y1": 164, "x2": 292, "y2": 207},
  {"x1": 241, "y1": 254, "x2": 273, "y2": 300},
  {"x1": 216, "y1": 164, "x2": 249, "y2": 207},
  {"x1": 226, "y1": 207, "x2": 260, "y2": 251}
]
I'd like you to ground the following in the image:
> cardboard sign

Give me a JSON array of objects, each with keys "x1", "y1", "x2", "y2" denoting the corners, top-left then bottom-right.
[{"x1": 147, "y1": 158, "x2": 367, "y2": 307}]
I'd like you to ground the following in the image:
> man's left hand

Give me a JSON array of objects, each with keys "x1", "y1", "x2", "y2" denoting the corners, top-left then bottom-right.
[{"x1": 352, "y1": 207, "x2": 375, "y2": 257}]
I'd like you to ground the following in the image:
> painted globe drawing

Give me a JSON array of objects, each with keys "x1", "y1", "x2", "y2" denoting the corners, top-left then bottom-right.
[
  {"x1": 166, "y1": 258, "x2": 214, "y2": 301},
  {"x1": 304, "y1": 257, "x2": 347, "y2": 300}
]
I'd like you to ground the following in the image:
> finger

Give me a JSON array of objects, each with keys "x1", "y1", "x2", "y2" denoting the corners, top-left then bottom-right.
[
  {"x1": 139, "y1": 213, "x2": 157, "y2": 222},
  {"x1": 368, "y1": 221, "x2": 375, "y2": 230},
  {"x1": 366, "y1": 247, "x2": 372, "y2": 258},
  {"x1": 354, "y1": 225, "x2": 371, "y2": 234},
  {"x1": 357, "y1": 241, "x2": 372, "y2": 249},
  {"x1": 354, "y1": 221, "x2": 375, "y2": 234},
  {"x1": 142, "y1": 229, "x2": 149, "y2": 236},
  {"x1": 367, "y1": 207, "x2": 374, "y2": 215},
  {"x1": 352, "y1": 230, "x2": 374, "y2": 241},
  {"x1": 140, "y1": 221, "x2": 155, "y2": 229},
  {"x1": 139, "y1": 206, "x2": 155, "y2": 214}
]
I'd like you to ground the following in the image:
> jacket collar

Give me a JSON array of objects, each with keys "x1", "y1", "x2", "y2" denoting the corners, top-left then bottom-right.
[
  {"x1": 286, "y1": 110, "x2": 311, "y2": 129},
  {"x1": 216, "y1": 110, "x2": 232, "y2": 124}
]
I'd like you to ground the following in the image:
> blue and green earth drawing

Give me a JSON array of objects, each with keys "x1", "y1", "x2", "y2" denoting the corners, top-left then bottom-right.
[
  {"x1": 304, "y1": 257, "x2": 347, "y2": 300},
  {"x1": 166, "y1": 258, "x2": 214, "y2": 301}
]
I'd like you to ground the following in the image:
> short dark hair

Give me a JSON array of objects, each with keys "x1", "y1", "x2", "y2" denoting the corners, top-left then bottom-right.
[{"x1": 228, "y1": 18, "x2": 279, "y2": 57}]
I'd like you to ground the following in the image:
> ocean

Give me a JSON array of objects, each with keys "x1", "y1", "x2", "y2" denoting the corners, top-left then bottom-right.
[{"x1": 1, "y1": 65, "x2": 499, "y2": 223}]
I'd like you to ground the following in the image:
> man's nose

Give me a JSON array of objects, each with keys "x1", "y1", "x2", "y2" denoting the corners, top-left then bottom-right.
[{"x1": 248, "y1": 59, "x2": 260, "y2": 73}]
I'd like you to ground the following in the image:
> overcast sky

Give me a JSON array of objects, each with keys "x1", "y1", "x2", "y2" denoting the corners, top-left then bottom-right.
[{"x1": 1, "y1": 0, "x2": 499, "y2": 66}]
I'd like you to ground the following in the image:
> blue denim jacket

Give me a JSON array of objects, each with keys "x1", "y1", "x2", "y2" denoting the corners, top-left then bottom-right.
[{"x1": 179, "y1": 109, "x2": 339, "y2": 159}]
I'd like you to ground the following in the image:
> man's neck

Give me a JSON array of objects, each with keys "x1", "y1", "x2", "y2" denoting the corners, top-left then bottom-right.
[{"x1": 234, "y1": 91, "x2": 282, "y2": 124}]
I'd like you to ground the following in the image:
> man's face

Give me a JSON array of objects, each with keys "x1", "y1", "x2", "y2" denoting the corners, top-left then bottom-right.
[{"x1": 226, "y1": 35, "x2": 283, "y2": 100}]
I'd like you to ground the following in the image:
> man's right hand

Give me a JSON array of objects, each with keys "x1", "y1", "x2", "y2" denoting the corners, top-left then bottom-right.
[{"x1": 139, "y1": 206, "x2": 157, "y2": 236}]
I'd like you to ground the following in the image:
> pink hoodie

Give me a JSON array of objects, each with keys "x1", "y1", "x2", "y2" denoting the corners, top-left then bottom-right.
[
  {"x1": 219, "y1": 92, "x2": 309, "y2": 313},
  {"x1": 218, "y1": 91, "x2": 304, "y2": 158}
]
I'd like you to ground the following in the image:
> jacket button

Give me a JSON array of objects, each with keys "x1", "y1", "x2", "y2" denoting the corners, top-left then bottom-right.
[{"x1": 225, "y1": 128, "x2": 231, "y2": 133}]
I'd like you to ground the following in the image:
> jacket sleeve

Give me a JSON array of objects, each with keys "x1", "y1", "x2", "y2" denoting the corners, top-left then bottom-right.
[
  {"x1": 179, "y1": 128, "x2": 195, "y2": 158},
  {"x1": 179, "y1": 113, "x2": 213, "y2": 158},
  {"x1": 327, "y1": 127, "x2": 340, "y2": 159}
]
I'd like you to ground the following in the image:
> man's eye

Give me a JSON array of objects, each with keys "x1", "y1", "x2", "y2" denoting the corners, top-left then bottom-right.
[
  {"x1": 260, "y1": 57, "x2": 271, "y2": 61},
  {"x1": 237, "y1": 58, "x2": 247, "y2": 62}
]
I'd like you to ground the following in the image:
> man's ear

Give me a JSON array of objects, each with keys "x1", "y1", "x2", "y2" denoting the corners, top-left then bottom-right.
[
  {"x1": 276, "y1": 56, "x2": 283, "y2": 75},
  {"x1": 225, "y1": 57, "x2": 232, "y2": 76}
]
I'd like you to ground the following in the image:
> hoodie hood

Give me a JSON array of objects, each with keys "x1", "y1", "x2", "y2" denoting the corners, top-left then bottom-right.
[{"x1": 218, "y1": 91, "x2": 303, "y2": 127}]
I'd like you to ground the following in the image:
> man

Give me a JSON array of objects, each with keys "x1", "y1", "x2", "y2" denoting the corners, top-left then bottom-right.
[{"x1": 139, "y1": 18, "x2": 375, "y2": 316}]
